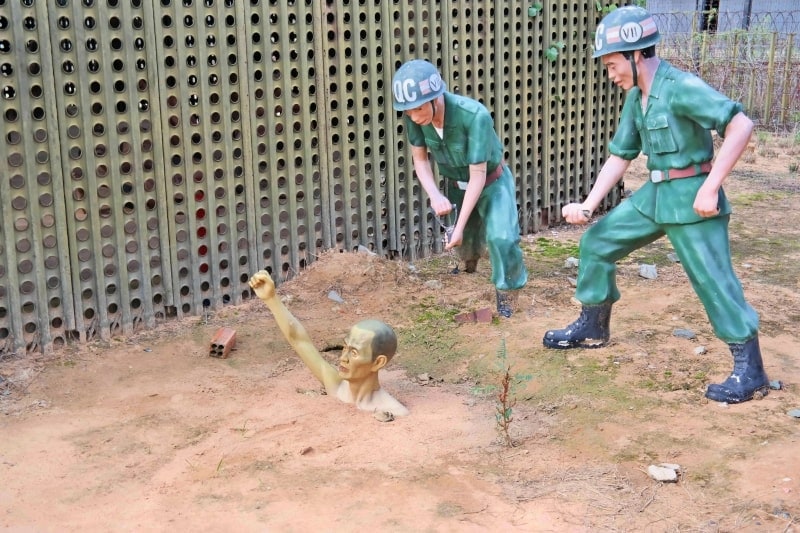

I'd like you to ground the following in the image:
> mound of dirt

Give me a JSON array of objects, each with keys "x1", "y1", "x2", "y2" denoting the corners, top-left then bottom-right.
[{"x1": 2, "y1": 147, "x2": 800, "y2": 531}]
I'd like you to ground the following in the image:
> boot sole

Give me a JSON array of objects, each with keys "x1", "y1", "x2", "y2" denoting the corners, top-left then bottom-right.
[
  {"x1": 542, "y1": 338, "x2": 607, "y2": 349},
  {"x1": 705, "y1": 385, "x2": 769, "y2": 403}
]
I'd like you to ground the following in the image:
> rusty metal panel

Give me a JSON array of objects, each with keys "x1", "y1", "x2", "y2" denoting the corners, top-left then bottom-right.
[
  {"x1": 1, "y1": 1, "x2": 76, "y2": 354},
  {"x1": 314, "y1": 1, "x2": 442, "y2": 262},
  {"x1": 152, "y1": 0, "x2": 251, "y2": 316},
  {"x1": 44, "y1": 0, "x2": 174, "y2": 341},
  {"x1": 244, "y1": 0, "x2": 323, "y2": 279},
  {"x1": 445, "y1": 3, "x2": 548, "y2": 233},
  {"x1": 385, "y1": 0, "x2": 445, "y2": 262},
  {"x1": 536, "y1": 0, "x2": 624, "y2": 225}
]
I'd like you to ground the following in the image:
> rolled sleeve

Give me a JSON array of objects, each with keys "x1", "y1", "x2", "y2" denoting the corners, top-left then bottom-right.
[{"x1": 608, "y1": 97, "x2": 642, "y2": 160}]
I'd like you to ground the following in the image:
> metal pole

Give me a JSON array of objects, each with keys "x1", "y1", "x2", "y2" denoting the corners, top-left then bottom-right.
[{"x1": 742, "y1": 0, "x2": 753, "y2": 31}]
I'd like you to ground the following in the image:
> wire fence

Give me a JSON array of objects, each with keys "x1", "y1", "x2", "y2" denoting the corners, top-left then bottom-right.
[{"x1": 652, "y1": 10, "x2": 799, "y2": 130}]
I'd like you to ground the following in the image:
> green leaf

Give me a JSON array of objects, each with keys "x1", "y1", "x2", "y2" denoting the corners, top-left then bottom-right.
[{"x1": 527, "y1": 3, "x2": 543, "y2": 17}]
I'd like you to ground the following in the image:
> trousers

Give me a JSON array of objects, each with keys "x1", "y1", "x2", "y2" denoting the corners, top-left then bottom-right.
[
  {"x1": 446, "y1": 169, "x2": 528, "y2": 291},
  {"x1": 575, "y1": 199, "x2": 758, "y2": 343}
]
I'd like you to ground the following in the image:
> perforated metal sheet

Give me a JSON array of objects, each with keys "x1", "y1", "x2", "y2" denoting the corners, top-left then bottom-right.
[
  {"x1": 153, "y1": 0, "x2": 252, "y2": 317},
  {"x1": 1, "y1": 0, "x2": 77, "y2": 353},
  {"x1": 0, "y1": 0, "x2": 620, "y2": 356}
]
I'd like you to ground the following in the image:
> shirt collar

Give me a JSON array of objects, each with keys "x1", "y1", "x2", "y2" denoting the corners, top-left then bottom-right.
[{"x1": 648, "y1": 60, "x2": 670, "y2": 103}]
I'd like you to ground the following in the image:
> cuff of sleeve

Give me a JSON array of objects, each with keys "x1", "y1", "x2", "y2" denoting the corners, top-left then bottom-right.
[
  {"x1": 608, "y1": 142, "x2": 640, "y2": 160},
  {"x1": 716, "y1": 102, "x2": 743, "y2": 139}
]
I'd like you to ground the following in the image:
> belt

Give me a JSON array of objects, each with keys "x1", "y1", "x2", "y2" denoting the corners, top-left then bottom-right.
[
  {"x1": 650, "y1": 161, "x2": 712, "y2": 183},
  {"x1": 455, "y1": 161, "x2": 506, "y2": 190}
]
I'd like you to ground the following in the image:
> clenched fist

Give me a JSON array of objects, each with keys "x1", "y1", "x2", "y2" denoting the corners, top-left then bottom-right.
[{"x1": 249, "y1": 270, "x2": 276, "y2": 301}]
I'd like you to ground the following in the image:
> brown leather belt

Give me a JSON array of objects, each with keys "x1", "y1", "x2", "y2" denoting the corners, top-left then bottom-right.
[
  {"x1": 484, "y1": 160, "x2": 506, "y2": 187},
  {"x1": 650, "y1": 161, "x2": 712, "y2": 183}
]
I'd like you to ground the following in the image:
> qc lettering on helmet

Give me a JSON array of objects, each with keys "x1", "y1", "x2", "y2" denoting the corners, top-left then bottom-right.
[
  {"x1": 393, "y1": 78, "x2": 418, "y2": 107},
  {"x1": 595, "y1": 23, "x2": 605, "y2": 51}
]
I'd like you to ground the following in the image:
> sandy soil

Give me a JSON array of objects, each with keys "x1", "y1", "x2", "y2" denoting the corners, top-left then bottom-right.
[{"x1": 2, "y1": 139, "x2": 799, "y2": 532}]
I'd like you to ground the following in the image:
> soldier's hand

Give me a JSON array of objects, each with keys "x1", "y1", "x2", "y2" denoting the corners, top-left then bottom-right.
[
  {"x1": 562, "y1": 203, "x2": 592, "y2": 225},
  {"x1": 693, "y1": 185, "x2": 721, "y2": 218},
  {"x1": 444, "y1": 227, "x2": 463, "y2": 250},
  {"x1": 431, "y1": 195, "x2": 454, "y2": 216},
  {"x1": 249, "y1": 270, "x2": 276, "y2": 301}
]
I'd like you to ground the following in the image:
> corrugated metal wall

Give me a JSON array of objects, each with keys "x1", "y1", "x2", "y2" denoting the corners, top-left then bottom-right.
[{"x1": 0, "y1": 0, "x2": 620, "y2": 356}]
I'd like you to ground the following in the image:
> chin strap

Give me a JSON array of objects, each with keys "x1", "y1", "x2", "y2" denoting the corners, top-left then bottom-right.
[{"x1": 629, "y1": 54, "x2": 638, "y2": 88}]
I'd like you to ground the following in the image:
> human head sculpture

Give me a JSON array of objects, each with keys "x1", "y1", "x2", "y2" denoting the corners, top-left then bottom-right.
[
  {"x1": 593, "y1": 6, "x2": 661, "y2": 87},
  {"x1": 339, "y1": 319, "x2": 398, "y2": 381},
  {"x1": 353, "y1": 319, "x2": 398, "y2": 361}
]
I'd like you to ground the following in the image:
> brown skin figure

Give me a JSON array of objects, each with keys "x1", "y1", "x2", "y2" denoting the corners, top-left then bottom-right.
[{"x1": 248, "y1": 270, "x2": 409, "y2": 417}]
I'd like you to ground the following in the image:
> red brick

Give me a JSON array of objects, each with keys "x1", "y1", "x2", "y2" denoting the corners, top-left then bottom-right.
[{"x1": 209, "y1": 327, "x2": 236, "y2": 358}]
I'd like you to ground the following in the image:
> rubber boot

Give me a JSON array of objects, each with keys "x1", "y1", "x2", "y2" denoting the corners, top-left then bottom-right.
[
  {"x1": 705, "y1": 336, "x2": 769, "y2": 403},
  {"x1": 496, "y1": 290, "x2": 516, "y2": 318},
  {"x1": 542, "y1": 303, "x2": 612, "y2": 349}
]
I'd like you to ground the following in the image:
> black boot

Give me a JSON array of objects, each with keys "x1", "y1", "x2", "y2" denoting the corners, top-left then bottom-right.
[
  {"x1": 705, "y1": 336, "x2": 769, "y2": 403},
  {"x1": 496, "y1": 290, "x2": 516, "y2": 318},
  {"x1": 542, "y1": 303, "x2": 612, "y2": 349}
]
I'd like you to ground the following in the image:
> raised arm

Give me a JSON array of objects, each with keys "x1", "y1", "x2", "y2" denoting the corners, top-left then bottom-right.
[{"x1": 248, "y1": 270, "x2": 342, "y2": 393}]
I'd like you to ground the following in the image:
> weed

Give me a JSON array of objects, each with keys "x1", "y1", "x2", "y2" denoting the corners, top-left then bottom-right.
[
  {"x1": 789, "y1": 162, "x2": 798, "y2": 173},
  {"x1": 473, "y1": 339, "x2": 532, "y2": 447}
]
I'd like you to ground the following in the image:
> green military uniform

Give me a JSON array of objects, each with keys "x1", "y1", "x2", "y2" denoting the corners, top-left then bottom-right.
[
  {"x1": 404, "y1": 92, "x2": 528, "y2": 291},
  {"x1": 576, "y1": 60, "x2": 758, "y2": 343}
]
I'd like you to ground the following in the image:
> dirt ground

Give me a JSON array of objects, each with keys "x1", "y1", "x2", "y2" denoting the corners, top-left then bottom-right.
[{"x1": 2, "y1": 135, "x2": 800, "y2": 532}]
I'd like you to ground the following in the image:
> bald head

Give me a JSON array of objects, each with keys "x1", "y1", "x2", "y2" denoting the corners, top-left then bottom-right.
[{"x1": 351, "y1": 319, "x2": 397, "y2": 362}]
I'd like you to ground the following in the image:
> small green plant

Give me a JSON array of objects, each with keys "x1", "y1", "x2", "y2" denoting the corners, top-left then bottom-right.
[
  {"x1": 595, "y1": 1, "x2": 617, "y2": 17},
  {"x1": 527, "y1": 2, "x2": 543, "y2": 17},
  {"x1": 789, "y1": 162, "x2": 798, "y2": 173},
  {"x1": 545, "y1": 41, "x2": 566, "y2": 62},
  {"x1": 473, "y1": 339, "x2": 532, "y2": 447}
]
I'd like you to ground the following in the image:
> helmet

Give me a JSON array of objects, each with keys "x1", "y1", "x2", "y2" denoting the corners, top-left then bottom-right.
[
  {"x1": 592, "y1": 6, "x2": 661, "y2": 58},
  {"x1": 391, "y1": 59, "x2": 446, "y2": 111}
]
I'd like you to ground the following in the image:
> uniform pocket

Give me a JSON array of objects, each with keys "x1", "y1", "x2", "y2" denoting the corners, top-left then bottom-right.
[{"x1": 645, "y1": 114, "x2": 678, "y2": 154}]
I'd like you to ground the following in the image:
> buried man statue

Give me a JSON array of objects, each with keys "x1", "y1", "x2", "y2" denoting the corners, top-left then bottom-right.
[
  {"x1": 542, "y1": 6, "x2": 769, "y2": 404},
  {"x1": 249, "y1": 270, "x2": 409, "y2": 417}
]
